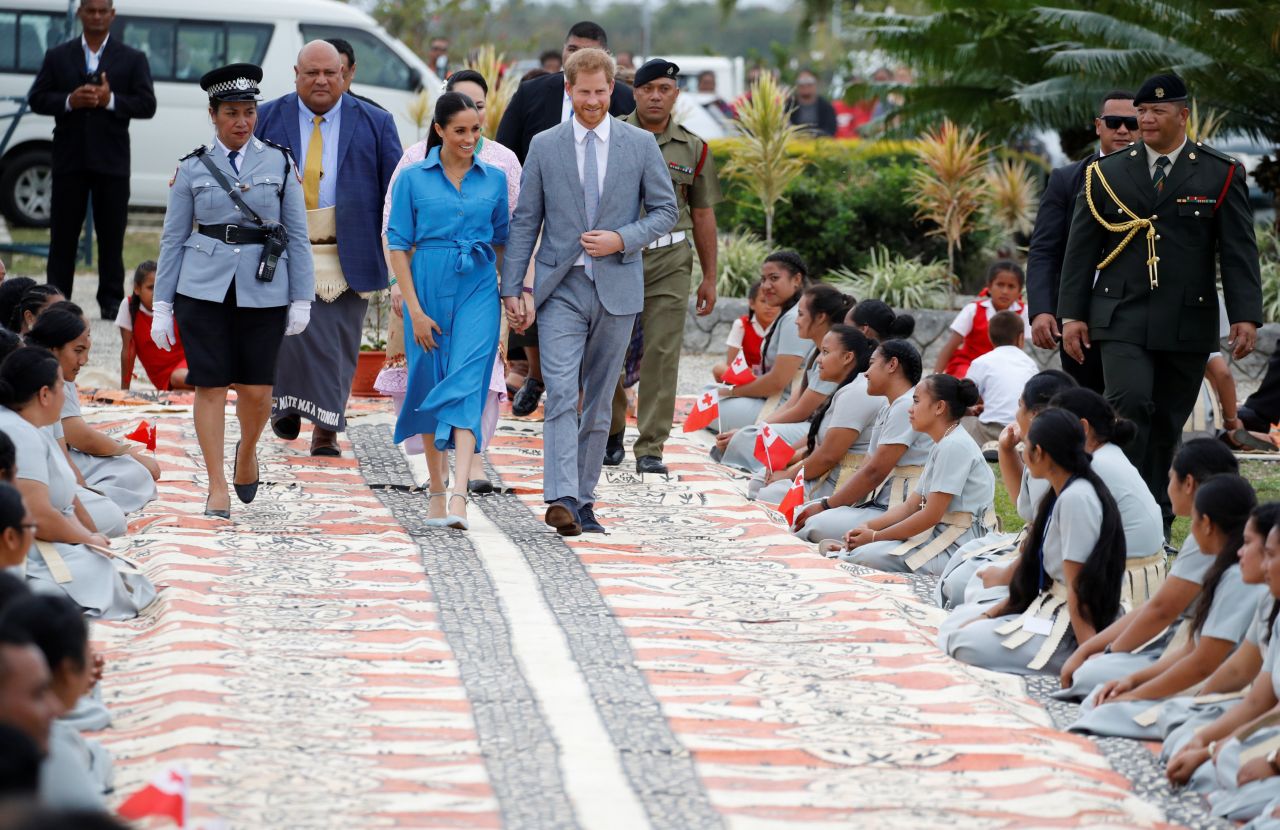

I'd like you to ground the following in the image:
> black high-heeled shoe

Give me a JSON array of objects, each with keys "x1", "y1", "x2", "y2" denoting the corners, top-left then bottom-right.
[
  {"x1": 232, "y1": 440, "x2": 259, "y2": 504},
  {"x1": 204, "y1": 497, "x2": 230, "y2": 520}
]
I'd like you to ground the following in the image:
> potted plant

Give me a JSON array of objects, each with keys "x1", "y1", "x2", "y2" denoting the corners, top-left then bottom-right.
[{"x1": 352, "y1": 289, "x2": 390, "y2": 398}]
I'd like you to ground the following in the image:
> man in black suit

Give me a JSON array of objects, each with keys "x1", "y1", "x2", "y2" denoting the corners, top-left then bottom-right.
[
  {"x1": 28, "y1": 0, "x2": 155, "y2": 320},
  {"x1": 1025, "y1": 90, "x2": 1136, "y2": 392},
  {"x1": 496, "y1": 20, "x2": 636, "y2": 416}
]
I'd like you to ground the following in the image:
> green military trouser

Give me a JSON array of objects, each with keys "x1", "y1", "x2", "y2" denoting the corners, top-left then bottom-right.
[{"x1": 610, "y1": 242, "x2": 694, "y2": 459}]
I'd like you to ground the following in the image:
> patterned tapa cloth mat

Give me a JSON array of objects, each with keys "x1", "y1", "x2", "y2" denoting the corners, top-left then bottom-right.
[{"x1": 82, "y1": 397, "x2": 1209, "y2": 828}]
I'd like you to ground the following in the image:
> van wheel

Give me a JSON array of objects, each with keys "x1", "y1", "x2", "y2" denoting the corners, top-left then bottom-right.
[{"x1": 0, "y1": 149, "x2": 53, "y2": 228}]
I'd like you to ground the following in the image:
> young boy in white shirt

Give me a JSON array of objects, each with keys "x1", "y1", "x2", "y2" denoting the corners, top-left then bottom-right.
[{"x1": 962, "y1": 310, "x2": 1038, "y2": 454}]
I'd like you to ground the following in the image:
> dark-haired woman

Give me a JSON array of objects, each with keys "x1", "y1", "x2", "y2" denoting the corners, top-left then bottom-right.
[
  {"x1": 935, "y1": 370, "x2": 1076, "y2": 608},
  {"x1": 1057, "y1": 437, "x2": 1240, "y2": 698},
  {"x1": 754, "y1": 325, "x2": 882, "y2": 504},
  {"x1": 0, "y1": 348, "x2": 155, "y2": 619},
  {"x1": 0, "y1": 277, "x2": 34, "y2": 332},
  {"x1": 836, "y1": 374, "x2": 994, "y2": 575},
  {"x1": 709, "y1": 251, "x2": 809, "y2": 433},
  {"x1": 794, "y1": 340, "x2": 933, "y2": 542},
  {"x1": 386, "y1": 91, "x2": 509, "y2": 531},
  {"x1": 717, "y1": 283, "x2": 849, "y2": 473},
  {"x1": 26, "y1": 307, "x2": 158, "y2": 516},
  {"x1": 0, "y1": 481, "x2": 34, "y2": 568},
  {"x1": 1068, "y1": 475, "x2": 1265, "y2": 740},
  {"x1": 0, "y1": 593, "x2": 110, "y2": 808},
  {"x1": 849, "y1": 299, "x2": 916, "y2": 342},
  {"x1": 12, "y1": 284, "x2": 63, "y2": 334},
  {"x1": 940, "y1": 409, "x2": 1127, "y2": 675},
  {"x1": 378, "y1": 72, "x2": 520, "y2": 493}
]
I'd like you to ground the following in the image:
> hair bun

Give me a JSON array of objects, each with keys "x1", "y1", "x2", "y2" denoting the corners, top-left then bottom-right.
[
  {"x1": 956, "y1": 377, "x2": 981, "y2": 409},
  {"x1": 1110, "y1": 416, "x2": 1138, "y2": 448},
  {"x1": 889, "y1": 311, "x2": 916, "y2": 340}
]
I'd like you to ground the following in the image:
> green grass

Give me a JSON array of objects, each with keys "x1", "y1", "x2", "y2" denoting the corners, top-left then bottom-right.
[
  {"x1": 990, "y1": 459, "x2": 1280, "y2": 549},
  {"x1": 4, "y1": 227, "x2": 161, "y2": 279}
]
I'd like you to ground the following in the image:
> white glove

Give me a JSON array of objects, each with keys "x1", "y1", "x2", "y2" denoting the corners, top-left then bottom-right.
[
  {"x1": 284, "y1": 300, "x2": 312, "y2": 336},
  {"x1": 150, "y1": 300, "x2": 175, "y2": 351}
]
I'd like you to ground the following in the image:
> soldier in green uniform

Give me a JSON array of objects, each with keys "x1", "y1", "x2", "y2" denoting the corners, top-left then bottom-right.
[
  {"x1": 604, "y1": 58, "x2": 722, "y2": 475},
  {"x1": 1059, "y1": 72, "x2": 1262, "y2": 525}
]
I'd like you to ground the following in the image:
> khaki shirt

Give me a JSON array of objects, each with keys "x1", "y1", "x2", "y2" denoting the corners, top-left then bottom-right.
[{"x1": 622, "y1": 111, "x2": 721, "y2": 234}]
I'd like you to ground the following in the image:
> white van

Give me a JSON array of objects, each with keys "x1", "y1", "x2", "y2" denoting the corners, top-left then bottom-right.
[{"x1": 0, "y1": 0, "x2": 438, "y2": 226}]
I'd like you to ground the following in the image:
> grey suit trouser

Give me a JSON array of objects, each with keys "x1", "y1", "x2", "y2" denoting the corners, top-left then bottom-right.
[{"x1": 538, "y1": 267, "x2": 636, "y2": 504}]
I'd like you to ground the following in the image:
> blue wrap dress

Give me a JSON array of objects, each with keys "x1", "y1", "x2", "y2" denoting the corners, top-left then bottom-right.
[{"x1": 386, "y1": 147, "x2": 510, "y2": 451}]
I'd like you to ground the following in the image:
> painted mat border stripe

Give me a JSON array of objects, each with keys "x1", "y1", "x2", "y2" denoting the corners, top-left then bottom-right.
[
  {"x1": 349, "y1": 425, "x2": 580, "y2": 830},
  {"x1": 472, "y1": 476, "x2": 725, "y2": 830}
]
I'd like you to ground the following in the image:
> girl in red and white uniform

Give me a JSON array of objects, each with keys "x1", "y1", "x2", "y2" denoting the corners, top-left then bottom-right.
[
  {"x1": 934, "y1": 260, "x2": 1031, "y2": 378},
  {"x1": 117, "y1": 261, "x2": 190, "y2": 391}
]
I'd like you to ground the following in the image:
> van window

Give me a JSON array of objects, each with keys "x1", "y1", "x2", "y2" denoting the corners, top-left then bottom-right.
[
  {"x1": 114, "y1": 17, "x2": 272, "y2": 83},
  {"x1": 0, "y1": 10, "x2": 66, "y2": 74},
  {"x1": 299, "y1": 24, "x2": 416, "y2": 91}
]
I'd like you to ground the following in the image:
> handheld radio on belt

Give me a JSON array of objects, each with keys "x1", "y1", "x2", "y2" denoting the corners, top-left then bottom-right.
[{"x1": 195, "y1": 152, "x2": 289, "y2": 283}]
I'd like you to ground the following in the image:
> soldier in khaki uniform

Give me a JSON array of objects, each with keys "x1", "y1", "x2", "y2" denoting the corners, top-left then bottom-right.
[
  {"x1": 1059, "y1": 72, "x2": 1262, "y2": 527},
  {"x1": 605, "y1": 58, "x2": 721, "y2": 475}
]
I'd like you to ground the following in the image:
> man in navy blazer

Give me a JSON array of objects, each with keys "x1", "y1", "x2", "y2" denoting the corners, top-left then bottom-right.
[
  {"x1": 1025, "y1": 90, "x2": 1136, "y2": 392},
  {"x1": 255, "y1": 41, "x2": 402, "y2": 456}
]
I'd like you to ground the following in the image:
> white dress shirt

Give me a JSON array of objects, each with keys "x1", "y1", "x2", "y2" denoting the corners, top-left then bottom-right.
[
  {"x1": 571, "y1": 113, "x2": 610, "y2": 266},
  {"x1": 561, "y1": 90, "x2": 573, "y2": 124},
  {"x1": 65, "y1": 35, "x2": 114, "y2": 112},
  {"x1": 1145, "y1": 138, "x2": 1187, "y2": 177}
]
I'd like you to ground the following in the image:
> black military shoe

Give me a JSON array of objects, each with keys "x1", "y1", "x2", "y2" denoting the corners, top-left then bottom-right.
[
  {"x1": 636, "y1": 455, "x2": 668, "y2": 475},
  {"x1": 511, "y1": 378, "x2": 545, "y2": 417},
  {"x1": 603, "y1": 432, "x2": 625, "y2": 466}
]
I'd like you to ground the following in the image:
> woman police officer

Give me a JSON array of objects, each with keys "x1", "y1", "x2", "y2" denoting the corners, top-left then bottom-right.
[{"x1": 152, "y1": 63, "x2": 314, "y2": 519}]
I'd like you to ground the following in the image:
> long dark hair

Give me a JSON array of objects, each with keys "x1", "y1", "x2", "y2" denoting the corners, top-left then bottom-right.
[
  {"x1": 802, "y1": 284, "x2": 855, "y2": 333},
  {"x1": 128, "y1": 260, "x2": 157, "y2": 326},
  {"x1": 12, "y1": 285, "x2": 62, "y2": 332},
  {"x1": 1189, "y1": 474, "x2": 1257, "y2": 635},
  {"x1": 758, "y1": 250, "x2": 808, "y2": 370},
  {"x1": 24, "y1": 308, "x2": 86, "y2": 351},
  {"x1": 1007, "y1": 409, "x2": 1126, "y2": 629},
  {"x1": 876, "y1": 339, "x2": 923, "y2": 386},
  {"x1": 1049, "y1": 387, "x2": 1138, "y2": 447},
  {"x1": 426, "y1": 91, "x2": 481, "y2": 153},
  {"x1": 0, "y1": 347, "x2": 59, "y2": 410},
  {"x1": 805, "y1": 325, "x2": 875, "y2": 454},
  {"x1": 0, "y1": 278, "x2": 35, "y2": 333},
  {"x1": 1021, "y1": 370, "x2": 1077, "y2": 415},
  {"x1": 923, "y1": 373, "x2": 980, "y2": 421},
  {"x1": 852, "y1": 298, "x2": 915, "y2": 340}
]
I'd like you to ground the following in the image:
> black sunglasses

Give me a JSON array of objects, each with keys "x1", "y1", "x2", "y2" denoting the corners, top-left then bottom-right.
[{"x1": 1099, "y1": 116, "x2": 1138, "y2": 130}]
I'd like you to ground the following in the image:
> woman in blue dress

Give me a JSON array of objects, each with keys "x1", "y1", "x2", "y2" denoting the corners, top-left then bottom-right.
[{"x1": 386, "y1": 92, "x2": 509, "y2": 531}]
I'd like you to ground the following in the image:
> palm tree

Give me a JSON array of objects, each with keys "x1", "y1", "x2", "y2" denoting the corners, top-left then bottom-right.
[{"x1": 909, "y1": 119, "x2": 990, "y2": 298}]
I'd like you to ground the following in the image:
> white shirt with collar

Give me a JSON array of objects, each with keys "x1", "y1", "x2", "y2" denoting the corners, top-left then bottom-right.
[
  {"x1": 561, "y1": 90, "x2": 573, "y2": 124},
  {"x1": 65, "y1": 35, "x2": 114, "y2": 112},
  {"x1": 571, "y1": 113, "x2": 610, "y2": 266},
  {"x1": 213, "y1": 137, "x2": 247, "y2": 176},
  {"x1": 1145, "y1": 137, "x2": 1187, "y2": 177}
]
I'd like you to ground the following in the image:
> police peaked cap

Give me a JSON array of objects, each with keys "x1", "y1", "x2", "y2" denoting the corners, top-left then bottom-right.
[{"x1": 201, "y1": 63, "x2": 264, "y2": 102}]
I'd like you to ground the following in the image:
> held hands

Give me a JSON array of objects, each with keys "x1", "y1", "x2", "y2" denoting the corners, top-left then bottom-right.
[
  {"x1": 503, "y1": 294, "x2": 536, "y2": 334},
  {"x1": 1031, "y1": 313, "x2": 1061, "y2": 350},
  {"x1": 284, "y1": 301, "x2": 312, "y2": 336},
  {"x1": 150, "y1": 301, "x2": 175, "y2": 351},
  {"x1": 1061, "y1": 320, "x2": 1091, "y2": 364},
  {"x1": 580, "y1": 230, "x2": 624, "y2": 258},
  {"x1": 409, "y1": 306, "x2": 442, "y2": 351},
  {"x1": 1230, "y1": 322, "x2": 1258, "y2": 360}
]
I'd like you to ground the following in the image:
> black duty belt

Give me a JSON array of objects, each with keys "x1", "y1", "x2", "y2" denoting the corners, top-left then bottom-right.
[{"x1": 197, "y1": 224, "x2": 271, "y2": 245}]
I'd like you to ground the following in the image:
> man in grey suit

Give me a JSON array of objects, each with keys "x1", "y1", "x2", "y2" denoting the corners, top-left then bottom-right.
[{"x1": 501, "y1": 48, "x2": 677, "y2": 536}]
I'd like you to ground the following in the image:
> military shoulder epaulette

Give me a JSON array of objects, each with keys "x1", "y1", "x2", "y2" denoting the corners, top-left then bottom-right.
[
  {"x1": 179, "y1": 145, "x2": 207, "y2": 161},
  {"x1": 258, "y1": 137, "x2": 295, "y2": 159},
  {"x1": 1189, "y1": 141, "x2": 1243, "y2": 167},
  {"x1": 1099, "y1": 142, "x2": 1136, "y2": 160}
]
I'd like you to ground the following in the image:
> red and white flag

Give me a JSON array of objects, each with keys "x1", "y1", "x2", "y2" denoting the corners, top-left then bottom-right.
[
  {"x1": 722, "y1": 352, "x2": 756, "y2": 386},
  {"x1": 126, "y1": 419, "x2": 158, "y2": 452},
  {"x1": 754, "y1": 424, "x2": 795, "y2": 471},
  {"x1": 682, "y1": 389, "x2": 720, "y2": 432},
  {"x1": 777, "y1": 467, "x2": 806, "y2": 524},
  {"x1": 118, "y1": 765, "x2": 188, "y2": 827}
]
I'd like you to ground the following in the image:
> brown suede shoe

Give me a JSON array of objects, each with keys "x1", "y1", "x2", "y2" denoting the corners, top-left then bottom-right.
[{"x1": 310, "y1": 427, "x2": 341, "y2": 457}]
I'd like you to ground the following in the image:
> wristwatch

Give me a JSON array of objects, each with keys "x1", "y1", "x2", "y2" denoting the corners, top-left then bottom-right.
[{"x1": 820, "y1": 498, "x2": 831, "y2": 511}]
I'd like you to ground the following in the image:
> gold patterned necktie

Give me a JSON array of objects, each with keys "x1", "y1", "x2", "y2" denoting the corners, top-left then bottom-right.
[{"x1": 303, "y1": 114, "x2": 324, "y2": 210}]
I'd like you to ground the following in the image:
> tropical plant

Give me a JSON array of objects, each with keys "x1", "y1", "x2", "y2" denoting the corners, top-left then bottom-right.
[
  {"x1": 984, "y1": 156, "x2": 1040, "y2": 255},
  {"x1": 1187, "y1": 99, "x2": 1225, "y2": 144},
  {"x1": 720, "y1": 72, "x2": 808, "y2": 246},
  {"x1": 466, "y1": 45, "x2": 518, "y2": 139},
  {"x1": 1258, "y1": 223, "x2": 1280, "y2": 324},
  {"x1": 714, "y1": 231, "x2": 771, "y2": 298},
  {"x1": 406, "y1": 89, "x2": 432, "y2": 141},
  {"x1": 910, "y1": 120, "x2": 990, "y2": 295},
  {"x1": 828, "y1": 247, "x2": 950, "y2": 310}
]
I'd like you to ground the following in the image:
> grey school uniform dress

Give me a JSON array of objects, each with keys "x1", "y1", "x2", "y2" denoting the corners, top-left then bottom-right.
[
  {"x1": 710, "y1": 303, "x2": 811, "y2": 434},
  {"x1": 797, "y1": 390, "x2": 933, "y2": 543},
  {"x1": 722, "y1": 355, "x2": 839, "y2": 474},
  {"x1": 754, "y1": 375, "x2": 885, "y2": 503},
  {"x1": 940, "y1": 477, "x2": 1106, "y2": 676},
  {"x1": 1207, "y1": 624, "x2": 1280, "y2": 824},
  {"x1": 63, "y1": 380, "x2": 156, "y2": 514},
  {"x1": 936, "y1": 468, "x2": 1050, "y2": 608},
  {"x1": 39, "y1": 719, "x2": 111, "y2": 810},
  {"x1": 0, "y1": 408, "x2": 156, "y2": 620},
  {"x1": 1068, "y1": 564, "x2": 1265, "y2": 739},
  {"x1": 1092, "y1": 441, "x2": 1166, "y2": 565},
  {"x1": 837, "y1": 426, "x2": 994, "y2": 576},
  {"x1": 45, "y1": 417, "x2": 126, "y2": 540},
  {"x1": 1054, "y1": 534, "x2": 1215, "y2": 701}
]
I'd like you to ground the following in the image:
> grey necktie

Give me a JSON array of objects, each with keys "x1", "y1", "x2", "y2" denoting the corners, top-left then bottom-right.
[
  {"x1": 583, "y1": 129, "x2": 599, "y2": 278},
  {"x1": 228, "y1": 150, "x2": 239, "y2": 176},
  {"x1": 1152, "y1": 155, "x2": 1169, "y2": 193}
]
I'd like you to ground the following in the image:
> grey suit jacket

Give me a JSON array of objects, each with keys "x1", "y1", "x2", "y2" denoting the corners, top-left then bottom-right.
[{"x1": 499, "y1": 116, "x2": 678, "y2": 316}]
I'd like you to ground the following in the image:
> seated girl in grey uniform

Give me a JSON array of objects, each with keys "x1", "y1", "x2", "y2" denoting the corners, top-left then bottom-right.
[
  {"x1": 1058, "y1": 438, "x2": 1242, "y2": 699},
  {"x1": 1069, "y1": 475, "x2": 1266, "y2": 740},
  {"x1": 1165, "y1": 518, "x2": 1280, "y2": 814},
  {"x1": 0, "y1": 348, "x2": 156, "y2": 620},
  {"x1": 936, "y1": 370, "x2": 1075, "y2": 608},
  {"x1": 753, "y1": 325, "x2": 882, "y2": 505},
  {"x1": 940, "y1": 409, "x2": 1126, "y2": 676},
  {"x1": 833, "y1": 374, "x2": 994, "y2": 577},
  {"x1": 791, "y1": 340, "x2": 932, "y2": 544},
  {"x1": 713, "y1": 282, "x2": 844, "y2": 471},
  {"x1": 26, "y1": 306, "x2": 158, "y2": 517}
]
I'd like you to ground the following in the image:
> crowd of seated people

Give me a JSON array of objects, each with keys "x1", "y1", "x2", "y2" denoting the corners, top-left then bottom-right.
[{"x1": 0, "y1": 281, "x2": 160, "y2": 821}]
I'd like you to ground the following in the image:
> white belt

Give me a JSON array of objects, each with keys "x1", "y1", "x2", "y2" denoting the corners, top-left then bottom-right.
[{"x1": 646, "y1": 230, "x2": 687, "y2": 250}]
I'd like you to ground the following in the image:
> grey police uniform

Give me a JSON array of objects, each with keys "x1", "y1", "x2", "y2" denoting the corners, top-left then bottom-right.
[{"x1": 154, "y1": 136, "x2": 314, "y2": 386}]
